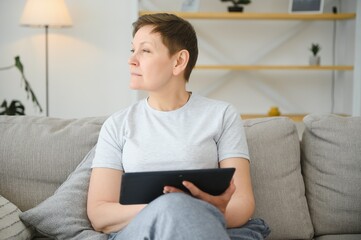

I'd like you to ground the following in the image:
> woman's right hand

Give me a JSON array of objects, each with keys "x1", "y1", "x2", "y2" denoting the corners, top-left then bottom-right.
[{"x1": 163, "y1": 179, "x2": 236, "y2": 215}]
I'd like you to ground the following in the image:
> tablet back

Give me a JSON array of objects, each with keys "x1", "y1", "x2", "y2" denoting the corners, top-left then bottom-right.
[{"x1": 120, "y1": 168, "x2": 235, "y2": 205}]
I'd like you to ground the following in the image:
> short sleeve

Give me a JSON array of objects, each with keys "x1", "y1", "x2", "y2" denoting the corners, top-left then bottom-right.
[
  {"x1": 217, "y1": 105, "x2": 249, "y2": 161},
  {"x1": 91, "y1": 116, "x2": 124, "y2": 170}
]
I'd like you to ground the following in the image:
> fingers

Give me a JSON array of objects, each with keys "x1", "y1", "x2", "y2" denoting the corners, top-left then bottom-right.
[
  {"x1": 163, "y1": 186, "x2": 183, "y2": 194},
  {"x1": 183, "y1": 180, "x2": 234, "y2": 214},
  {"x1": 182, "y1": 181, "x2": 207, "y2": 200},
  {"x1": 164, "y1": 179, "x2": 236, "y2": 209}
]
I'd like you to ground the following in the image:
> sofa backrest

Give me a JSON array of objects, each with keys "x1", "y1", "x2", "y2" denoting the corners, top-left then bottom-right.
[
  {"x1": 301, "y1": 114, "x2": 361, "y2": 236},
  {"x1": 0, "y1": 116, "x2": 106, "y2": 211},
  {"x1": 243, "y1": 117, "x2": 314, "y2": 240}
]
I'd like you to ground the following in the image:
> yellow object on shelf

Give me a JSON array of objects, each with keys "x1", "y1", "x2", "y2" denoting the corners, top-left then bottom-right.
[{"x1": 268, "y1": 107, "x2": 281, "y2": 116}]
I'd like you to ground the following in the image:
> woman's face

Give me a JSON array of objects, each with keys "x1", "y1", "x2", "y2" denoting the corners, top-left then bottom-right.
[{"x1": 128, "y1": 25, "x2": 177, "y2": 91}]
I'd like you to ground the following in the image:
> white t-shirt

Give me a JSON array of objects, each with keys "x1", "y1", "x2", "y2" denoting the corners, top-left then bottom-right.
[{"x1": 92, "y1": 94, "x2": 249, "y2": 172}]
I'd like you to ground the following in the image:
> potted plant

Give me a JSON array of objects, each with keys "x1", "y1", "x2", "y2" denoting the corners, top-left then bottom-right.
[
  {"x1": 309, "y1": 43, "x2": 321, "y2": 66},
  {"x1": 220, "y1": 0, "x2": 251, "y2": 12},
  {"x1": 0, "y1": 56, "x2": 42, "y2": 115}
]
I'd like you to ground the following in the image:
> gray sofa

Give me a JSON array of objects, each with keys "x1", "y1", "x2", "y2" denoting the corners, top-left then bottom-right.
[{"x1": 0, "y1": 114, "x2": 360, "y2": 240}]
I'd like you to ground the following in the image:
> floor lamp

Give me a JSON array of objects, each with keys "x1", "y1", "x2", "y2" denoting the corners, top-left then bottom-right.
[{"x1": 20, "y1": 0, "x2": 72, "y2": 116}]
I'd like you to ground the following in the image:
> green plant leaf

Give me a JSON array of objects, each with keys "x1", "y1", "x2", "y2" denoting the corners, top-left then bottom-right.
[
  {"x1": 1, "y1": 55, "x2": 43, "y2": 115},
  {"x1": 15, "y1": 56, "x2": 24, "y2": 74},
  {"x1": 0, "y1": 100, "x2": 25, "y2": 115},
  {"x1": 14, "y1": 56, "x2": 43, "y2": 113}
]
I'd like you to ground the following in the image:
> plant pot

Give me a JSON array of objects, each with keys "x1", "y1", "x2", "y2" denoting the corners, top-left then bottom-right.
[
  {"x1": 309, "y1": 55, "x2": 320, "y2": 66},
  {"x1": 228, "y1": 6, "x2": 244, "y2": 12}
]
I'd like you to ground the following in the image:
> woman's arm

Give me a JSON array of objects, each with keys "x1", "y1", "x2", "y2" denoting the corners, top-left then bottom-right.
[
  {"x1": 220, "y1": 157, "x2": 255, "y2": 228},
  {"x1": 87, "y1": 168, "x2": 146, "y2": 234}
]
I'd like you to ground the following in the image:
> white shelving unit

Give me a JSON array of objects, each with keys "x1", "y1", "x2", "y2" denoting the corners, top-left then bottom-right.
[{"x1": 133, "y1": 1, "x2": 360, "y2": 116}]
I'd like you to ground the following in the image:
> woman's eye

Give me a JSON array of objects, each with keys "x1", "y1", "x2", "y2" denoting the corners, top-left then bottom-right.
[{"x1": 130, "y1": 49, "x2": 150, "y2": 54}]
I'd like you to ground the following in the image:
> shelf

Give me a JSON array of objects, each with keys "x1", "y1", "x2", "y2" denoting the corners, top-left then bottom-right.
[
  {"x1": 241, "y1": 113, "x2": 349, "y2": 122},
  {"x1": 139, "y1": 5, "x2": 359, "y2": 115},
  {"x1": 241, "y1": 114, "x2": 306, "y2": 122},
  {"x1": 139, "y1": 11, "x2": 356, "y2": 20},
  {"x1": 195, "y1": 65, "x2": 354, "y2": 71}
]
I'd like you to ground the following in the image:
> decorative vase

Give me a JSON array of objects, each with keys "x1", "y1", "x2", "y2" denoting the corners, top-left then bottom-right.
[
  {"x1": 268, "y1": 106, "x2": 281, "y2": 117},
  {"x1": 309, "y1": 55, "x2": 320, "y2": 66}
]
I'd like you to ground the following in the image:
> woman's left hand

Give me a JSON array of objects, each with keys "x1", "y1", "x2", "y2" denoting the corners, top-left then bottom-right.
[{"x1": 163, "y1": 179, "x2": 236, "y2": 214}]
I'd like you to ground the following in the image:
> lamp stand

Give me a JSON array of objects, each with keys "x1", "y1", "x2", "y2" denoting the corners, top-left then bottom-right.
[
  {"x1": 20, "y1": 0, "x2": 73, "y2": 117},
  {"x1": 45, "y1": 25, "x2": 49, "y2": 116}
]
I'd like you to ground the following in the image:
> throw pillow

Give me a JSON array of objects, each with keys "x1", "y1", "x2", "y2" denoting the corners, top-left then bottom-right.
[
  {"x1": 301, "y1": 114, "x2": 361, "y2": 236},
  {"x1": 0, "y1": 195, "x2": 34, "y2": 240},
  {"x1": 19, "y1": 147, "x2": 108, "y2": 240},
  {"x1": 0, "y1": 116, "x2": 106, "y2": 212},
  {"x1": 243, "y1": 117, "x2": 314, "y2": 240}
]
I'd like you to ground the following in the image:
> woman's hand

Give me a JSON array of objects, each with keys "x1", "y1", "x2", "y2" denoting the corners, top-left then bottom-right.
[
  {"x1": 163, "y1": 179, "x2": 236, "y2": 214},
  {"x1": 164, "y1": 159, "x2": 255, "y2": 228}
]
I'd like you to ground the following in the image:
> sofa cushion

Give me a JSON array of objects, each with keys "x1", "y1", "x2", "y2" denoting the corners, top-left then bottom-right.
[
  {"x1": 20, "y1": 146, "x2": 108, "y2": 240},
  {"x1": 315, "y1": 234, "x2": 361, "y2": 240},
  {"x1": 0, "y1": 116, "x2": 105, "y2": 211},
  {"x1": 243, "y1": 117, "x2": 313, "y2": 240},
  {"x1": 0, "y1": 195, "x2": 34, "y2": 240},
  {"x1": 301, "y1": 114, "x2": 361, "y2": 236}
]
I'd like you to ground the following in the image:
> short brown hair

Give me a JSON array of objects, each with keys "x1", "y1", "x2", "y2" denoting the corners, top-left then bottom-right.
[{"x1": 132, "y1": 13, "x2": 198, "y2": 82}]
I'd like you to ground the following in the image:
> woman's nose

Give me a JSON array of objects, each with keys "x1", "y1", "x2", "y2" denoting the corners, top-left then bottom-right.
[{"x1": 128, "y1": 53, "x2": 138, "y2": 66}]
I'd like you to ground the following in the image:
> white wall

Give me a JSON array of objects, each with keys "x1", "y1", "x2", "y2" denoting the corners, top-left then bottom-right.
[
  {"x1": 0, "y1": 0, "x2": 135, "y2": 118},
  {"x1": 0, "y1": 0, "x2": 356, "y2": 118}
]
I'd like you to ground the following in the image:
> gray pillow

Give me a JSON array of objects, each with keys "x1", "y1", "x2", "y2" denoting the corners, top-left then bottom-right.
[
  {"x1": 0, "y1": 195, "x2": 34, "y2": 240},
  {"x1": 0, "y1": 116, "x2": 106, "y2": 212},
  {"x1": 243, "y1": 117, "x2": 314, "y2": 240},
  {"x1": 19, "y1": 147, "x2": 108, "y2": 240},
  {"x1": 301, "y1": 114, "x2": 361, "y2": 236}
]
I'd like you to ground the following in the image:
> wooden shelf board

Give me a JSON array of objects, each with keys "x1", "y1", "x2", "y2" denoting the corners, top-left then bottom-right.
[
  {"x1": 241, "y1": 113, "x2": 349, "y2": 122},
  {"x1": 139, "y1": 11, "x2": 355, "y2": 20},
  {"x1": 195, "y1": 65, "x2": 353, "y2": 71},
  {"x1": 241, "y1": 114, "x2": 306, "y2": 122}
]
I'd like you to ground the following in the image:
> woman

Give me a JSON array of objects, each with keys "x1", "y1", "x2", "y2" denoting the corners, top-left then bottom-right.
[{"x1": 87, "y1": 13, "x2": 270, "y2": 240}]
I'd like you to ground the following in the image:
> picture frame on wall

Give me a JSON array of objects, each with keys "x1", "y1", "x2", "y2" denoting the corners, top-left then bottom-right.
[{"x1": 289, "y1": 0, "x2": 324, "y2": 13}]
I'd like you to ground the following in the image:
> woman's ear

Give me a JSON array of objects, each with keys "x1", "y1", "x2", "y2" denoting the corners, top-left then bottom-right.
[{"x1": 173, "y1": 50, "x2": 189, "y2": 77}]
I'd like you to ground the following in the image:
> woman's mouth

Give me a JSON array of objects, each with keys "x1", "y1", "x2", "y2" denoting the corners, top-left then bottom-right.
[{"x1": 131, "y1": 72, "x2": 142, "y2": 77}]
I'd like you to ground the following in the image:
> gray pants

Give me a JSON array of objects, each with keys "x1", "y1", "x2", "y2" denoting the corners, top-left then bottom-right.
[{"x1": 109, "y1": 193, "x2": 270, "y2": 240}]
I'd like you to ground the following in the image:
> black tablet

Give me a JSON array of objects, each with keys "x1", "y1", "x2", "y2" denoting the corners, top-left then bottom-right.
[{"x1": 120, "y1": 168, "x2": 235, "y2": 205}]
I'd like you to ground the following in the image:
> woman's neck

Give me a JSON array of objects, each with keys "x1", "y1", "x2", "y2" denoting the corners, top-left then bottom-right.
[{"x1": 147, "y1": 90, "x2": 191, "y2": 111}]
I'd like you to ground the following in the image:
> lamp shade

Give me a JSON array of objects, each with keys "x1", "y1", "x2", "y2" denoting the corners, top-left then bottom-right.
[{"x1": 20, "y1": 0, "x2": 72, "y2": 27}]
